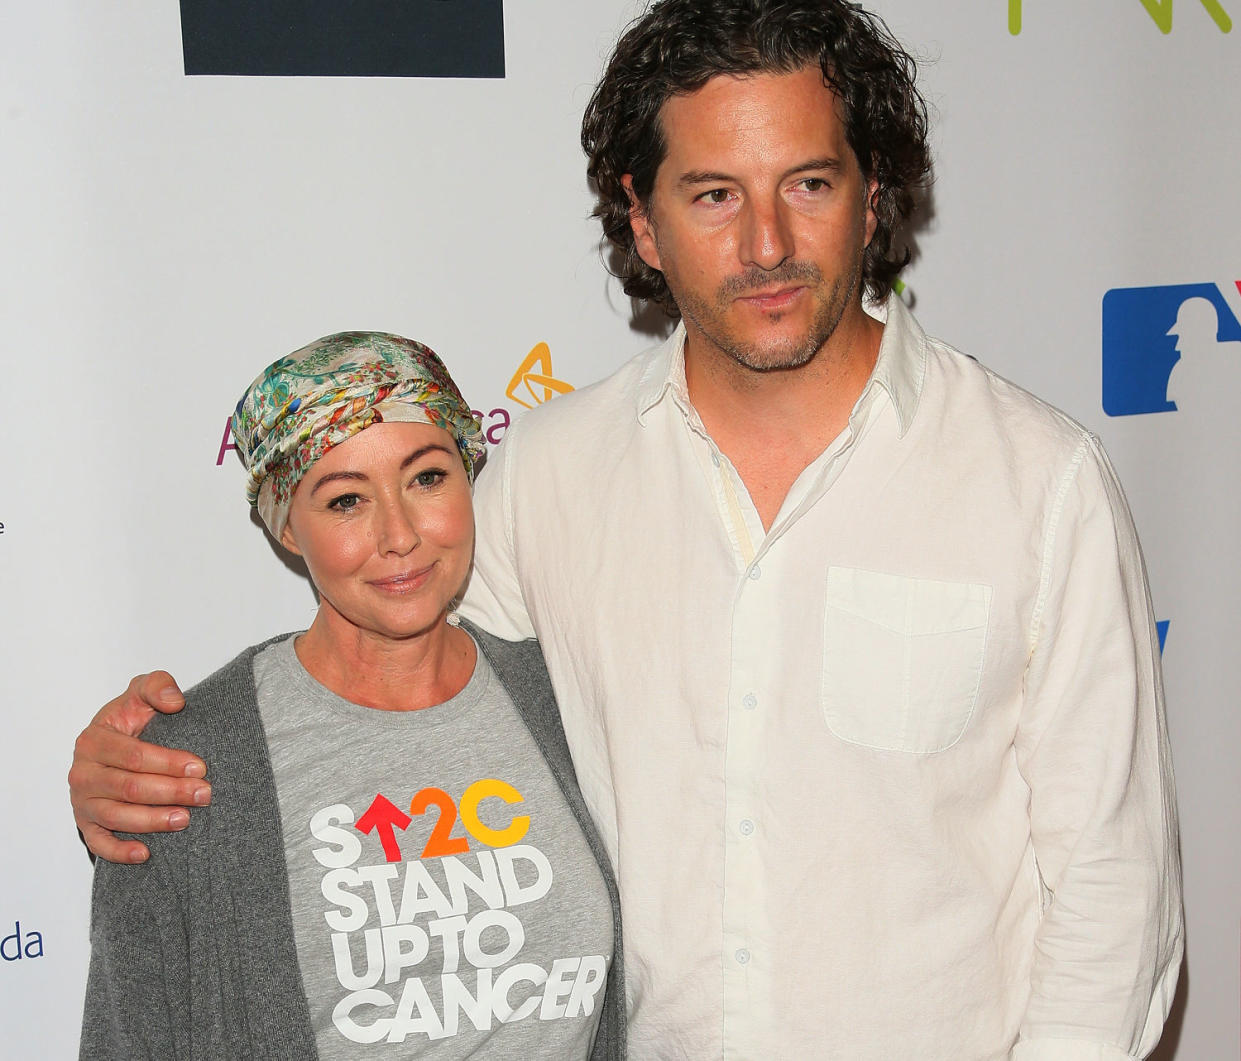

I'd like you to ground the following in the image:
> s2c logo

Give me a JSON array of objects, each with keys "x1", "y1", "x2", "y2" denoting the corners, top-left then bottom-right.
[{"x1": 354, "y1": 778, "x2": 529, "y2": 864}]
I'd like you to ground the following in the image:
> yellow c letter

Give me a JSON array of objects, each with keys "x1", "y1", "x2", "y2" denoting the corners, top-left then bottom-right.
[{"x1": 460, "y1": 779, "x2": 530, "y2": 848}]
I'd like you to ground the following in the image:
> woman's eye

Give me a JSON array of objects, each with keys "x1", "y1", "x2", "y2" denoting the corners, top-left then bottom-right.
[
  {"x1": 329, "y1": 493, "x2": 361, "y2": 512},
  {"x1": 414, "y1": 469, "x2": 447, "y2": 489}
]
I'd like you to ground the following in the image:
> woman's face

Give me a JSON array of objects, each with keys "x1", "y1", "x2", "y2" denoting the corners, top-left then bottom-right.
[{"x1": 280, "y1": 422, "x2": 474, "y2": 644}]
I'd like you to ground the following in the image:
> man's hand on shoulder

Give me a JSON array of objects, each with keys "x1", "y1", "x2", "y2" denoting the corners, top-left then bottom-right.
[{"x1": 68, "y1": 671, "x2": 211, "y2": 864}]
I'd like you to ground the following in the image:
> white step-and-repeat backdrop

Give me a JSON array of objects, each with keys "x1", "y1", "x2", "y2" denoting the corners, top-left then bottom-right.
[{"x1": 2, "y1": 2, "x2": 1236, "y2": 1056}]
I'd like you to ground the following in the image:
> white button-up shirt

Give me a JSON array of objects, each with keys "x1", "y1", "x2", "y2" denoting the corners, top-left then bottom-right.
[{"x1": 459, "y1": 298, "x2": 1182, "y2": 1060}]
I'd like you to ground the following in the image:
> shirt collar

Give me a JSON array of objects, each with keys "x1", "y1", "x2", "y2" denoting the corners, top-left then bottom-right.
[
  {"x1": 857, "y1": 295, "x2": 926, "y2": 438},
  {"x1": 634, "y1": 323, "x2": 690, "y2": 425},
  {"x1": 633, "y1": 295, "x2": 927, "y2": 437}
]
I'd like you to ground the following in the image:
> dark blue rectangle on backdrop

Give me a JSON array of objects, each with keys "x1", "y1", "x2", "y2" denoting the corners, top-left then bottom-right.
[{"x1": 180, "y1": 0, "x2": 505, "y2": 78}]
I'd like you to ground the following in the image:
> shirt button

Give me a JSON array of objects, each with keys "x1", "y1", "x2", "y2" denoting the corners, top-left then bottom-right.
[
  {"x1": 735, "y1": 948, "x2": 750, "y2": 965},
  {"x1": 711, "y1": 452, "x2": 721, "y2": 467},
  {"x1": 748, "y1": 565, "x2": 761, "y2": 580},
  {"x1": 739, "y1": 819, "x2": 755, "y2": 836},
  {"x1": 742, "y1": 693, "x2": 757, "y2": 710}
]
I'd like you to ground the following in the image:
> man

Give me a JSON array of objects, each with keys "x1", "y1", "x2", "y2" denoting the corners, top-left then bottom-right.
[{"x1": 71, "y1": 1, "x2": 1182, "y2": 1057}]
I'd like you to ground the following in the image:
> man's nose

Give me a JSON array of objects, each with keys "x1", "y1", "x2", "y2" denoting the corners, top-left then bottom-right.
[{"x1": 738, "y1": 196, "x2": 793, "y2": 271}]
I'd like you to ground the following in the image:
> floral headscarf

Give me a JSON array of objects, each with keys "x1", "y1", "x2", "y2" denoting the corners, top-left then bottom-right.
[{"x1": 231, "y1": 332, "x2": 484, "y2": 537}]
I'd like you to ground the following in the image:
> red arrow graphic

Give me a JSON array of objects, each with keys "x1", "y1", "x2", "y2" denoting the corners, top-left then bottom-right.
[{"x1": 355, "y1": 793, "x2": 412, "y2": 863}]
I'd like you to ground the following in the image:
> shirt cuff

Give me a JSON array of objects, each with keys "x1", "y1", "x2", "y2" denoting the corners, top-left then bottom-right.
[{"x1": 1012, "y1": 1040, "x2": 1139, "y2": 1061}]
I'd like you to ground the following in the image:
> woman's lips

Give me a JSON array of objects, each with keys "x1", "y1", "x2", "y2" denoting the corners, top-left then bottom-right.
[{"x1": 368, "y1": 564, "x2": 436, "y2": 592}]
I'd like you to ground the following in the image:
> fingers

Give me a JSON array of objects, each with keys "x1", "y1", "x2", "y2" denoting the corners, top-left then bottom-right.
[
  {"x1": 79, "y1": 821, "x2": 152, "y2": 865},
  {"x1": 69, "y1": 754, "x2": 211, "y2": 813},
  {"x1": 74, "y1": 715, "x2": 206, "y2": 782},
  {"x1": 89, "y1": 671, "x2": 188, "y2": 742},
  {"x1": 78, "y1": 793, "x2": 193, "y2": 834},
  {"x1": 133, "y1": 670, "x2": 186, "y2": 716},
  {"x1": 71, "y1": 770, "x2": 208, "y2": 865},
  {"x1": 68, "y1": 670, "x2": 205, "y2": 864}
]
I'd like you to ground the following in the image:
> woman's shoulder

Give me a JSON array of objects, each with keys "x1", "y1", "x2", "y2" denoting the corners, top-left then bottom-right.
[{"x1": 144, "y1": 634, "x2": 294, "y2": 749}]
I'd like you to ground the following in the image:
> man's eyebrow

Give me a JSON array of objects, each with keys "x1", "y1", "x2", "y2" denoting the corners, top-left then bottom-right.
[
  {"x1": 787, "y1": 157, "x2": 844, "y2": 176},
  {"x1": 676, "y1": 157, "x2": 845, "y2": 188},
  {"x1": 677, "y1": 169, "x2": 738, "y2": 188}
]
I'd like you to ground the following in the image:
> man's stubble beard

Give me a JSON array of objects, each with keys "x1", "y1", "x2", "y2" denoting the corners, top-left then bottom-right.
[{"x1": 669, "y1": 256, "x2": 864, "y2": 375}]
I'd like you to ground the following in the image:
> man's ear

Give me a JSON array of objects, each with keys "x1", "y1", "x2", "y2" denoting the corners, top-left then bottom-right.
[
  {"x1": 864, "y1": 175, "x2": 880, "y2": 248},
  {"x1": 622, "y1": 174, "x2": 662, "y2": 271}
]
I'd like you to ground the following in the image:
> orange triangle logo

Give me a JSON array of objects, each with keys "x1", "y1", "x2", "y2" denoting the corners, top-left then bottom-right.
[{"x1": 505, "y1": 342, "x2": 574, "y2": 409}]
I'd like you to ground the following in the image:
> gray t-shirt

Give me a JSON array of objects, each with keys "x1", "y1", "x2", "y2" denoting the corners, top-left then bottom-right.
[{"x1": 254, "y1": 634, "x2": 614, "y2": 1059}]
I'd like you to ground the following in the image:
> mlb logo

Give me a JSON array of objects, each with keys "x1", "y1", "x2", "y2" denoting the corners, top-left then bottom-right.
[{"x1": 1101, "y1": 282, "x2": 1241, "y2": 416}]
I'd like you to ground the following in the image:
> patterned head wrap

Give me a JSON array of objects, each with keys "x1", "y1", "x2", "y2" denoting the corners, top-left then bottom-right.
[{"x1": 231, "y1": 331, "x2": 484, "y2": 538}]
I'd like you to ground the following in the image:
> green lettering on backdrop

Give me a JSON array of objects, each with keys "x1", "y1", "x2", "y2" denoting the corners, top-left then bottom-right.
[
  {"x1": 1009, "y1": 0, "x2": 1232, "y2": 35},
  {"x1": 1140, "y1": 0, "x2": 1234, "y2": 32}
]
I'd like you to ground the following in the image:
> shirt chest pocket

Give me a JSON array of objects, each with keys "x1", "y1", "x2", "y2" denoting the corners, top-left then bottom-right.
[{"x1": 822, "y1": 567, "x2": 992, "y2": 754}]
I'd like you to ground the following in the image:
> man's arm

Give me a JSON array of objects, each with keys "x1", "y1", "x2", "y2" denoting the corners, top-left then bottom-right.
[
  {"x1": 69, "y1": 671, "x2": 211, "y2": 864},
  {"x1": 458, "y1": 428, "x2": 537, "y2": 639},
  {"x1": 1012, "y1": 436, "x2": 1183, "y2": 1061}
]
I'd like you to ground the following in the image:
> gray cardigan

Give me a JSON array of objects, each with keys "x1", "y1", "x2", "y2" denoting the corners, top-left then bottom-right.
[{"x1": 80, "y1": 622, "x2": 626, "y2": 1060}]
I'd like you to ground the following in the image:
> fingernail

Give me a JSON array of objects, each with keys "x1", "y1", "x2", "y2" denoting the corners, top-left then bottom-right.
[
  {"x1": 169, "y1": 810, "x2": 190, "y2": 829},
  {"x1": 158, "y1": 686, "x2": 182, "y2": 705},
  {"x1": 191, "y1": 785, "x2": 212, "y2": 806},
  {"x1": 183, "y1": 761, "x2": 206, "y2": 779},
  {"x1": 129, "y1": 848, "x2": 150, "y2": 864}
]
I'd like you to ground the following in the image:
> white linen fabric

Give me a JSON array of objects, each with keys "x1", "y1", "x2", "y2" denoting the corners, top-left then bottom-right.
[{"x1": 458, "y1": 297, "x2": 1183, "y2": 1061}]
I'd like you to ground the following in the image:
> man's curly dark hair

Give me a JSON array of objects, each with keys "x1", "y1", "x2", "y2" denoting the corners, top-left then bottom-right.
[{"x1": 581, "y1": 0, "x2": 931, "y2": 314}]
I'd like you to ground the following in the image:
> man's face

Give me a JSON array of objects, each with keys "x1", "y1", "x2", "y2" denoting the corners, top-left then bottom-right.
[{"x1": 626, "y1": 66, "x2": 878, "y2": 374}]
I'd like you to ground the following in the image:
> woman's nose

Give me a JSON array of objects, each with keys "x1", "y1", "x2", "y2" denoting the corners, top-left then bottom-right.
[{"x1": 377, "y1": 499, "x2": 420, "y2": 555}]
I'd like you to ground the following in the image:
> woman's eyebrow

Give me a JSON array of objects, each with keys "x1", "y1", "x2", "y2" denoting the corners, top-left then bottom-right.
[
  {"x1": 309, "y1": 469, "x2": 368, "y2": 495},
  {"x1": 309, "y1": 443, "x2": 456, "y2": 495},
  {"x1": 400, "y1": 443, "x2": 455, "y2": 470}
]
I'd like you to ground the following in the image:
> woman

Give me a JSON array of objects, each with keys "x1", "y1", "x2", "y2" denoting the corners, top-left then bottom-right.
[{"x1": 80, "y1": 332, "x2": 625, "y2": 1059}]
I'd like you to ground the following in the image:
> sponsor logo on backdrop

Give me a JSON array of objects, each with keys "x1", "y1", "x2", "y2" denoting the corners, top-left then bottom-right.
[
  {"x1": 473, "y1": 343, "x2": 575, "y2": 447},
  {"x1": 1157, "y1": 620, "x2": 1170, "y2": 654},
  {"x1": 1, "y1": 921, "x2": 44, "y2": 962},
  {"x1": 180, "y1": 0, "x2": 505, "y2": 78},
  {"x1": 217, "y1": 343, "x2": 574, "y2": 464},
  {"x1": 1008, "y1": 0, "x2": 1232, "y2": 34},
  {"x1": 503, "y1": 343, "x2": 574, "y2": 411},
  {"x1": 1102, "y1": 281, "x2": 1241, "y2": 416},
  {"x1": 217, "y1": 418, "x2": 239, "y2": 467}
]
